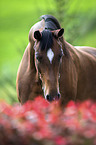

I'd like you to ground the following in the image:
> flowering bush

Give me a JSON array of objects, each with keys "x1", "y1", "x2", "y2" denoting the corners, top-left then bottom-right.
[{"x1": 0, "y1": 96, "x2": 96, "y2": 145}]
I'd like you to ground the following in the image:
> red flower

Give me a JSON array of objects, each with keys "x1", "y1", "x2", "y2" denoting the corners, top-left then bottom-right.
[
  {"x1": 0, "y1": 97, "x2": 96, "y2": 145},
  {"x1": 54, "y1": 136, "x2": 67, "y2": 145}
]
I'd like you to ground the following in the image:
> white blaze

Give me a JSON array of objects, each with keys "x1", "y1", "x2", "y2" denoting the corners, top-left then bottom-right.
[{"x1": 47, "y1": 48, "x2": 54, "y2": 63}]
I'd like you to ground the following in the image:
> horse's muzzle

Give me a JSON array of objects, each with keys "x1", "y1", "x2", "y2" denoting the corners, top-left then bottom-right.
[{"x1": 46, "y1": 93, "x2": 61, "y2": 102}]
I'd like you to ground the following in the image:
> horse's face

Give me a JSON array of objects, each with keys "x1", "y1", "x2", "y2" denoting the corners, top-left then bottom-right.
[{"x1": 34, "y1": 29, "x2": 64, "y2": 102}]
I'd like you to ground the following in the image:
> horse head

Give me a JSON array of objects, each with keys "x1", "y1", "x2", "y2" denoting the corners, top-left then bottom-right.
[{"x1": 33, "y1": 28, "x2": 64, "y2": 102}]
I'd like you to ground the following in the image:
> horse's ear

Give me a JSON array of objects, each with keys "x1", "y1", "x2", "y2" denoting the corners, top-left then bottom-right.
[
  {"x1": 34, "y1": 30, "x2": 42, "y2": 40},
  {"x1": 58, "y1": 28, "x2": 64, "y2": 37},
  {"x1": 52, "y1": 28, "x2": 64, "y2": 38}
]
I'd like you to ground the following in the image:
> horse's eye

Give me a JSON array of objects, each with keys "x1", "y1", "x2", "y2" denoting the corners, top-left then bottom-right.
[
  {"x1": 36, "y1": 56, "x2": 43, "y2": 62},
  {"x1": 58, "y1": 54, "x2": 62, "y2": 61}
]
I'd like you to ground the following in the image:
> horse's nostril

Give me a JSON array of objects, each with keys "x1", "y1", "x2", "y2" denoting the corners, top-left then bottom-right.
[
  {"x1": 46, "y1": 93, "x2": 61, "y2": 102},
  {"x1": 46, "y1": 95, "x2": 50, "y2": 101},
  {"x1": 57, "y1": 93, "x2": 61, "y2": 99},
  {"x1": 46, "y1": 95, "x2": 52, "y2": 102}
]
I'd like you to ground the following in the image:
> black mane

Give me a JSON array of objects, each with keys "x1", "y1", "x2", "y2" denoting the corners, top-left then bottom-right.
[
  {"x1": 41, "y1": 15, "x2": 61, "y2": 30},
  {"x1": 39, "y1": 15, "x2": 61, "y2": 51},
  {"x1": 40, "y1": 30, "x2": 53, "y2": 51}
]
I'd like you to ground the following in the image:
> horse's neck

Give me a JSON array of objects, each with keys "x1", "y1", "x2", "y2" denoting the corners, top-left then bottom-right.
[
  {"x1": 60, "y1": 40, "x2": 78, "y2": 100},
  {"x1": 64, "y1": 40, "x2": 79, "y2": 66},
  {"x1": 29, "y1": 19, "x2": 45, "y2": 42},
  {"x1": 64, "y1": 40, "x2": 77, "y2": 56}
]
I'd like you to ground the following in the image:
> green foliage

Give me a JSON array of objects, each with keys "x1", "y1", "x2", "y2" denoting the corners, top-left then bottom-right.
[
  {"x1": 0, "y1": 0, "x2": 96, "y2": 103},
  {"x1": 53, "y1": 0, "x2": 96, "y2": 45}
]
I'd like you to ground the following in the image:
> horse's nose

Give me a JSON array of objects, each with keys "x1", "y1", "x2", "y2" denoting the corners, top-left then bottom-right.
[{"x1": 46, "y1": 93, "x2": 61, "y2": 102}]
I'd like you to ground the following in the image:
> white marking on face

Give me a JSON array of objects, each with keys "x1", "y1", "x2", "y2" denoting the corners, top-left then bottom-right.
[{"x1": 47, "y1": 48, "x2": 54, "y2": 63}]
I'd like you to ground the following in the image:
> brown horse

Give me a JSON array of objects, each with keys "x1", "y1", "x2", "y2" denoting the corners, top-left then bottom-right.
[{"x1": 16, "y1": 15, "x2": 96, "y2": 105}]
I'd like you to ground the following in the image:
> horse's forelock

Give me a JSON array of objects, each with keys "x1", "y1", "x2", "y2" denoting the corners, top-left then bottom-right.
[{"x1": 39, "y1": 30, "x2": 53, "y2": 51}]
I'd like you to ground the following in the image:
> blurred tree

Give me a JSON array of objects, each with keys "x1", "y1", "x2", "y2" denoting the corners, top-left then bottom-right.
[
  {"x1": 53, "y1": 0, "x2": 96, "y2": 45},
  {"x1": 53, "y1": 0, "x2": 80, "y2": 43}
]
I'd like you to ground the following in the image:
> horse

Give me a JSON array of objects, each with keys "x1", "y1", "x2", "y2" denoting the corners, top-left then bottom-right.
[{"x1": 16, "y1": 15, "x2": 96, "y2": 105}]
